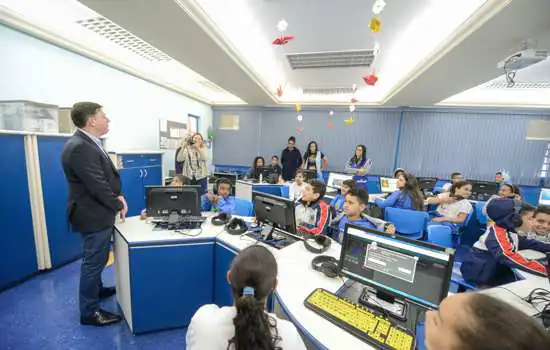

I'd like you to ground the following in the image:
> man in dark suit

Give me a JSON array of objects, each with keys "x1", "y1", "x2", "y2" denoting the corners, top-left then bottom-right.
[{"x1": 61, "y1": 102, "x2": 128, "y2": 326}]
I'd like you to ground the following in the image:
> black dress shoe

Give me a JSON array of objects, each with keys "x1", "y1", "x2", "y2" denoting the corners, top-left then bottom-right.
[
  {"x1": 80, "y1": 309, "x2": 122, "y2": 326},
  {"x1": 99, "y1": 286, "x2": 116, "y2": 299}
]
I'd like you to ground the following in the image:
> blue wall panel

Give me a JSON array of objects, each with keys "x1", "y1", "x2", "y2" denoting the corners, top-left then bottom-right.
[
  {"x1": 0, "y1": 134, "x2": 37, "y2": 289},
  {"x1": 38, "y1": 136, "x2": 82, "y2": 266}
]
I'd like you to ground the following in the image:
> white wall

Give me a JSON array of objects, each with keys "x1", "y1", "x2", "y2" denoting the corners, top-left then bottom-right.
[{"x1": 0, "y1": 24, "x2": 213, "y2": 175}]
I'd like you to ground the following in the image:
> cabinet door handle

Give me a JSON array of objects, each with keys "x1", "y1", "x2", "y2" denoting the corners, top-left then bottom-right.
[
  {"x1": 139, "y1": 169, "x2": 143, "y2": 178},
  {"x1": 144, "y1": 168, "x2": 148, "y2": 178}
]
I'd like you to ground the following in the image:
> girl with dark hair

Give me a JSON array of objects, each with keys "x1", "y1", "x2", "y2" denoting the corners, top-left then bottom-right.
[
  {"x1": 186, "y1": 245, "x2": 306, "y2": 350},
  {"x1": 425, "y1": 293, "x2": 550, "y2": 350},
  {"x1": 393, "y1": 168, "x2": 406, "y2": 178},
  {"x1": 344, "y1": 144, "x2": 372, "y2": 189},
  {"x1": 248, "y1": 156, "x2": 265, "y2": 180},
  {"x1": 302, "y1": 140, "x2": 328, "y2": 181},
  {"x1": 426, "y1": 181, "x2": 473, "y2": 230},
  {"x1": 375, "y1": 172, "x2": 424, "y2": 211}
]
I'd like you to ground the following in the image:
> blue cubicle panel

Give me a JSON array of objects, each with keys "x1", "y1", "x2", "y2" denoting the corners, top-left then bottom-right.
[
  {"x1": 118, "y1": 154, "x2": 162, "y2": 217},
  {"x1": 120, "y1": 168, "x2": 145, "y2": 217},
  {"x1": 37, "y1": 136, "x2": 82, "y2": 267},
  {"x1": 518, "y1": 186, "x2": 541, "y2": 207},
  {"x1": 367, "y1": 176, "x2": 381, "y2": 194},
  {"x1": 0, "y1": 134, "x2": 38, "y2": 290}
]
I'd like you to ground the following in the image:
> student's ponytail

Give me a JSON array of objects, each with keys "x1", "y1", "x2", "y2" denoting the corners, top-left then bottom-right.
[{"x1": 227, "y1": 246, "x2": 281, "y2": 350}]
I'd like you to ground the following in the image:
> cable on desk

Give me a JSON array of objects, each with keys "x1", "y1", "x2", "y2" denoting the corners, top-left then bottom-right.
[{"x1": 175, "y1": 228, "x2": 203, "y2": 237}]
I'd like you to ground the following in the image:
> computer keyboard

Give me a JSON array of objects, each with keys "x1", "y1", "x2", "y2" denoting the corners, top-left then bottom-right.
[
  {"x1": 181, "y1": 216, "x2": 207, "y2": 223},
  {"x1": 304, "y1": 288, "x2": 415, "y2": 350}
]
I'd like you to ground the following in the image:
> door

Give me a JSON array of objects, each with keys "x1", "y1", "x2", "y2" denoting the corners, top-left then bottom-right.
[{"x1": 120, "y1": 168, "x2": 144, "y2": 217}]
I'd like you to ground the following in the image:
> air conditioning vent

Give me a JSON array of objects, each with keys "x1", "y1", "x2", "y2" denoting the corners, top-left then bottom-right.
[
  {"x1": 483, "y1": 81, "x2": 550, "y2": 89},
  {"x1": 286, "y1": 49, "x2": 374, "y2": 70},
  {"x1": 302, "y1": 87, "x2": 357, "y2": 95},
  {"x1": 76, "y1": 17, "x2": 172, "y2": 62}
]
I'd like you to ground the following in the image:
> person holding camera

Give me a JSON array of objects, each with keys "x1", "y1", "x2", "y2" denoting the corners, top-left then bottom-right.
[{"x1": 175, "y1": 132, "x2": 209, "y2": 194}]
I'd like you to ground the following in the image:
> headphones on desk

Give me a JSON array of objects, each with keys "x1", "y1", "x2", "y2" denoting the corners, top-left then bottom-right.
[
  {"x1": 311, "y1": 255, "x2": 339, "y2": 278},
  {"x1": 212, "y1": 212, "x2": 231, "y2": 226},
  {"x1": 304, "y1": 235, "x2": 332, "y2": 254},
  {"x1": 226, "y1": 218, "x2": 248, "y2": 235}
]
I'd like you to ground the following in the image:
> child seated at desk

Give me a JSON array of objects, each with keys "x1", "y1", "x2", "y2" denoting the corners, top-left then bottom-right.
[
  {"x1": 295, "y1": 179, "x2": 330, "y2": 236},
  {"x1": 170, "y1": 174, "x2": 190, "y2": 187},
  {"x1": 424, "y1": 293, "x2": 550, "y2": 350},
  {"x1": 517, "y1": 204, "x2": 536, "y2": 238},
  {"x1": 532, "y1": 205, "x2": 550, "y2": 242},
  {"x1": 247, "y1": 156, "x2": 265, "y2": 180},
  {"x1": 336, "y1": 187, "x2": 395, "y2": 242},
  {"x1": 461, "y1": 198, "x2": 550, "y2": 286},
  {"x1": 201, "y1": 178, "x2": 235, "y2": 214},
  {"x1": 426, "y1": 181, "x2": 473, "y2": 231},
  {"x1": 374, "y1": 172, "x2": 424, "y2": 211},
  {"x1": 330, "y1": 179, "x2": 356, "y2": 217},
  {"x1": 289, "y1": 169, "x2": 307, "y2": 200},
  {"x1": 186, "y1": 245, "x2": 306, "y2": 350}
]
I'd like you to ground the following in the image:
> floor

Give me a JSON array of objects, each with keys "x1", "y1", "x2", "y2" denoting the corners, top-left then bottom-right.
[{"x1": 0, "y1": 261, "x2": 186, "y2": 350}]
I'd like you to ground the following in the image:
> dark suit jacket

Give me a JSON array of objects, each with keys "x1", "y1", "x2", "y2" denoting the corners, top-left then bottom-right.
[{"x1": 61, "y1": 130, "x2": 123, "y2": 234}]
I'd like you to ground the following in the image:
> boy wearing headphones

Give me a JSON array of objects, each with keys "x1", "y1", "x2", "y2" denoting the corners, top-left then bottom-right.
[
  {"x1": 201, "y1": 178, "x2": 235, "y2": 214},
  {"x1": 337, "y1": 187, "x2": 395, "y2": 242},
  {"x1": 461, "y1": 198, "x2": 550, "y2": 286},
  {"x1": 295, "y1": 179, "x2": 330, "y2": 236}
]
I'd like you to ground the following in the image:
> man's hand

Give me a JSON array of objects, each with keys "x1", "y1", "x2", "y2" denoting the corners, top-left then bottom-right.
[{"x1": 118, "y1": 196, "x2": 128, "y2": 221}]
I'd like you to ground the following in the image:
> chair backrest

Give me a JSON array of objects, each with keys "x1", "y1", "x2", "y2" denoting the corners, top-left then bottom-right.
[
  {"x1": 384, "y1": 207, "x2": 429, "y2": 239},
  {"x1": 255, "y1": 185, "x2": 282, "y2": 197},
  {"x1": 427, "y1": 225, "x2": 453, "y2": 248},
  {"x1": 233, "y1": 198, "x2": 254, "y2": 216},
  {"x1": 280, "y1": 185, "x2": 290, "y2": 199}
]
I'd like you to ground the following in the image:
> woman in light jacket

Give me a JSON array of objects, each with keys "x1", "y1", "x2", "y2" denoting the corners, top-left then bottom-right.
[
  {"x1": 175, "y1": 133, "x2": 209, "y2": 194},
  {"x1": 302, "y1": 140, "x2": 328, "y2": 181}
]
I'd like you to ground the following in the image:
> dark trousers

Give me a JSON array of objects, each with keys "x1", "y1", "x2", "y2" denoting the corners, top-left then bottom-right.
[
  {"x1": 191, "y1": 177, "x2": 208, "y2": 195},
  {"x1": 79, "y1": 227, "x2": 113, "y2": 317}
]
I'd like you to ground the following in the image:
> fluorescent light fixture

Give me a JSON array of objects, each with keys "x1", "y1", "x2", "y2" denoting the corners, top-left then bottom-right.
[
  {"x1": 0, "y1": 0, "x2": 245, "y2": 104},
  {"x1": 438, "y1": 87, "x2": 550, "y2": 108}
]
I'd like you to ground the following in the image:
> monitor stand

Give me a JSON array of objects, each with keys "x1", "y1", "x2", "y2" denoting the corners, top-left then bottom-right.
[
  {"x1": 261, "y1": 224, "x2": 275, "y2": 240},
  {"x1": 359, "y1": 286, "x2": 407, "y2": 321}
]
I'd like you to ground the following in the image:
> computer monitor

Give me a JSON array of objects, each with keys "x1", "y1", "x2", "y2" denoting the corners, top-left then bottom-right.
[
  {"x1": 339, "y1": 225, "x2": 454, "y2": 310},
  {"x1": 256, "y1": 166, "x2": 280, "y2": 184},
  {"x1": 380, "y1": 177, "x2": 398, "y2": 193},
  {"x1": 539, "y1": 188, "x2": 550, "y2": 206},
  {"x1": 300, "y1": 169, "x2": 318, "y2": 182},
  {"x1": 469, "y1": 180, "x2": 498, "y2": 201},
  {"x1": 417, "y1": 177, "x2": 437, "y2": 191},
  {"x1": 327, "y1": 172, "x2": 353, "y2": 190},
  {"x1": 252, "y1": 191, "x2": 297, "y2": 236},
  {"x1": 146, "y1": 185, "x2": 201, "y2": 217}
]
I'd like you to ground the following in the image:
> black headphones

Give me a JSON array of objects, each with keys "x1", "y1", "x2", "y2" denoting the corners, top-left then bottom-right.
[
  {"x1": 311, "y1": 255, "x2": 339, "y2": 278},
  {"x1": 226, "y1": 218, "x2": 248, "y2": 235},
  {"x1": 304, "y1": 235, "x2": 332, "y2": 254},
  {"x1": 212, "y1": 212, "x2": 231, "y2": 226}
]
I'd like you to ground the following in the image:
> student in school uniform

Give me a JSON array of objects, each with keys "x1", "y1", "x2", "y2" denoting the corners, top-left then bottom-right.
[
  {"x1": 515, "y1": 204, "x2": 536, "y2": 238},
  {"x1": 270, "y1": 155, "x2": 282, "y2": 177},
  {"x1": 461, "y1": 199, "x2": 550, "y2": 286},
  {"x1": 330, "y1": 179, "x2": 356, "y2": 218},
  {"x1": 289, "y1": 169, "x2": 307, "y2": 201},
  {"x1": 482, "y1": 183, "x2": 522, "y2": 220},
  {"x1": 281, "y1": 136, "x2": 302, "y2": 181},
  {"x1": 393, "y1": 168, "x2": 406, "y2": 178},
  {"x1": 344, "y1": 144, "x2": 372, "y2": 188},
  {"x1": 169, "y1": 174, "x2": 190, "y2": 187},
  {"x1": 424, "y1": 293, "x2": 550, "y2": 350},
  {"x1": 532, "y1": 205, "x2": 550, "y2": 242},
  {"x1": 247, "y1": 156, "x2": 265, "y2": 180},
  {"x1": 375, "y1": 172, "x2": 424, "y2": 211},
  {"x1": 426, "y1": 181, "x2": 473, "y2": 231},
  {"x1": 186, "y1": 245, "x2": 306, "y2": 350},
  {"x1": 201, "y1": 178, "x2": 235, "y2": 214},
  {"x1": 295, "y1": 179, "x2": 331, "y2": 236},
  {"x1": 441, "y1": 172, "x2": 464, "y2": 192},
  {"x1": 336, "y1": 187, "x2": 395, "y2": 242},
  {"x1": 302, "y1": 140, "x2": 328, "y2": 181}
]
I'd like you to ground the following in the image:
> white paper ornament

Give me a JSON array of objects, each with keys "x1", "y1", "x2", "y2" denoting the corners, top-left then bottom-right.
[
  {"x1": 277, "y1": 19, "x2": 288, "y2": 33},
  {"x1": 372, "y1": 0, "x2": 386, "y2": 15},
  {"x1": 297, "y1": 114, "x2": 303, "y2": 121},
  {"x1": 373, "y1": 42, "x2": 381, "y2": 56},
  {"x1": 349, "y1": 105, "x2": 356, "y2": 113},
  {"x1": 329, "y1": 110, "x2": 334, "y2": 116}
]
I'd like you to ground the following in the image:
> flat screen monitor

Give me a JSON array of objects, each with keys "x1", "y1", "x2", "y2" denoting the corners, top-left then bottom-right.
[
  {"x1": 539, "y1": 188, "x2": 550, "y2": 206},
  {"x1": 417, "y1": 177, "x2": 438, "y2": 191},
  {"x1": 339, "y1": 225, "x2": 454, "y2": 309},
  {"x1": 252, "y1": 191, "x2": 297, "y2": 235},
  {"x1": 380, "y1": 177, "x2": 398, "y2": 193},
  {"x1": 146, "y1": 185, "x2": 201, "y2": 217},
  {"x1": 256, "y1": 166, "x2": 280, "y2": 184},
  {"x1": 327, "y1": 172, "x2": 353, "y2": 190},
  {"x1": 469, "y1": 180, "x2": 498, "y2": 201}
]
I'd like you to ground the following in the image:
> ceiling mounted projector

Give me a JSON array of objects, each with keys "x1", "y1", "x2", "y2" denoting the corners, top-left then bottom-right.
[{"x1": 498, "y1": 49, "x2": 548, "y2": 70}]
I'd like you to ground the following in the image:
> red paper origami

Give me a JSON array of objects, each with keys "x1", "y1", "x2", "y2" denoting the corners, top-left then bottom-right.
[
  {"x1": 327, "y1": 121, "x2": 334, "y2": 129},
  {"x1": 350, "y1": 97, "x2": 358, "y2": 104},
  {"x1": 276, "y1": 86, "x2": 284, "y2": 97},
  {"x1": 295, "y1": 127, "x2": 304, "y2": 135},
  {"x1": 272, "y1": 35, "x2": 295, "y2": 46},
  {"x1": 363, "y1": 73, "x2": 379, "y2": 86}
]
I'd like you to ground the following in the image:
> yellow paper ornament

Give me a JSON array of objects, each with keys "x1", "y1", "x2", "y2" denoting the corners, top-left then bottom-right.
[
  {"x1": 370, "y1": 16, "x2": 381, "y2": 33},
  {"x1": 295, "y1": 104, "x2": 302, "y2": 113},
  {"x1": 344, "y1": 116, "x2": 355, "y2": 125}
]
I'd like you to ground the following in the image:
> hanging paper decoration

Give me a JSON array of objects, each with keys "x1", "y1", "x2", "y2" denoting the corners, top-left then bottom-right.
[
  {"x1": 372, "y1": 0, "x2": 386, "y2": 15},
  {"x1": 296, "y1": 114, "x2": 303, "y2": 122},
  {"x1": 344, "y1": 116, "x2": 355, "y2": 125},
  {"x1": 276, "y1": 85, "x2": 284, "y2": 97},
  {"x1": 350, "y1": 97, "x2": 358, "y2": 104},
  {"x1": 295, "y1": 104, "x2": 302, "y2": 113},
  {"x1": 276, "y1": 19, "x2": 288, "y2": 32},
  {"x1": 327, "y1": 121, "x2": 334, "y2": 129},
  {"x1": 373, "y1": 42, "x2": 381, "y2": 56},
  {"x1": 349, "y1": 105, "x2": 356, "y2": 113},
  {"x1": 295, "y1": 127, "x2": 304, "y2": 135},
  {"x1": 273, "y1": 18, "x2": 294, "y2": 46},
  {"x1": 370, "y1": 16, "x2": 381, "y2": 33},
  {"x1": 329, "y1": 110, "x2": 334, "y2": 116},
  {"x1": 363, "y1": 72, "x2": 379, "y2": 86}
]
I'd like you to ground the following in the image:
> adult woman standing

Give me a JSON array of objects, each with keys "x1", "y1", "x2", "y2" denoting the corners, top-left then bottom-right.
[
  {"x1": 344, "y1": 144, "x2": 372, "y2": 188},
  {"x1": 302, "y1": 140, "x2": 328, "y2": 181},
  {"x1": 175, "y1": 132, "x2": 209, "y2": 194}
]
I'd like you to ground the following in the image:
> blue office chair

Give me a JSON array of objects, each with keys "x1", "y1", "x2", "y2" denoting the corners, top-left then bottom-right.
[
  {"x1": 427, "y1": 225, "x2": 453, "y2": 248},
  {"x1": 475, "y1": 202, "x2": 488, "y2": 226},
  {"x1": 384, "y1": 207, "x2": 429, "y2": 240},
  {"x1": 233, "y1": 198, "x2": 254, "y2": 216}
]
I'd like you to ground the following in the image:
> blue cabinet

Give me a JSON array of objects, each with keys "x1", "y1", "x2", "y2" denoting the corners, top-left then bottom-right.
[
  {"x1": 118, "y1": 154, "x2": 162, "y2": 217},
  {"x1": 214, "y1": 242, "x2": 237, "y2": 307},
  {"x1": 129, "y1": 241, "x2": 214, "y2": 333},
  {"x1": 0, "y1": 134, "x2": 38, "y2": 290},
  {"x1": 37, "y1": 136, "x2": 82, "y2": 267}
]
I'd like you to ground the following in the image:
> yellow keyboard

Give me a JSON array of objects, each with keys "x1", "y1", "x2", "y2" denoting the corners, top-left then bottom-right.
[{"x1": 304, "y1": 288, "x2": 415, "y2": 350}]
